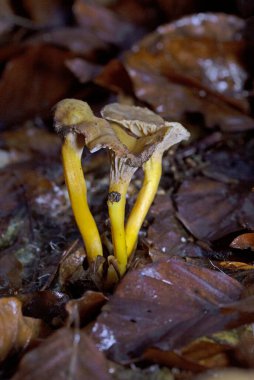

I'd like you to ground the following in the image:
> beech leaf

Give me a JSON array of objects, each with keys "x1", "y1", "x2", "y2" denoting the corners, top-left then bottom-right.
[{"x1": 91, "y1": 259, "x2": 243, "y2": 362}]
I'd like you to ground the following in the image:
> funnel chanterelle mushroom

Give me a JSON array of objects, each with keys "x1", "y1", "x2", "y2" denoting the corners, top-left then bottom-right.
[
  {"x1": 54, "y1": 99, "x2": 104, "y2": 265},
  {"x1": 101, "y1": 103, "x2": 190, "y2": 257},
  {"x1": 105, "y1": 118, "x2": 172, "y2": 275},
  {"x1": 54, "y1": 99, "x2": 167, "y2": 276}
]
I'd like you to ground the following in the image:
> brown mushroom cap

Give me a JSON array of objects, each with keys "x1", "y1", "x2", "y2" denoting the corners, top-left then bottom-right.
[
  {"x1": 54, "y1": 99, "x2": 170, "y2": 169},
  {"x1": 101, "y1": 103, "x2": 165, "y2": 137},
  {"x1": 101, "y1": 103, "x2": 190, "y2": 154}
]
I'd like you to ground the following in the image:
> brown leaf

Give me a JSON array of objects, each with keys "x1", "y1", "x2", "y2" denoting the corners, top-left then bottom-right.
[
  {"x1": 12, "y1": 327, "x2": 111, "y2": 380},
  {"x1": 194, "y1": 368, "x2": 254, "y2": 380},
  {"x1": 66, "y1": 291, "x2": 108, "y2": 326},
  {"x1": 91, "y1": 258, "x2": 243, "y2": 362},
  {"x1": 0, "y1": 45, "x2": 74, "y2": 127},
  {"x1": 147, "y1": 195, "x2": 205, "y2": 258},
  {"x1": 66, "y1": 58, "x2": 102, "y2": 83},
  {"x1": 236, "y1": 328, "x2": 254, "y2": 367},
  {"x1": 28, "y1": 27, "x2": 109, "y2": 59},
  {"x1": 22, "y1": 0, "x2": 69, "y2": 27},
  {"x1": 0, "y1": 254, "x2": 22, "y2": 294},
  {"x1": 73, "y1": 0, "x2": 137, "y2": 47},
  {"x1": 0, "y1": 0, "x2": 15, "y2": 35},
  {"x1": 21, "y1": 291, "x2": 69, "y2": 323},
  {"x1": 156, "y1": 0, "x2": 199, "y2": 20},
  {"x1": 145, "y1": 337, "x2": 231, "y2": 371},
  {"x1": 218, "y1": 261, "x2": 254, "y2": 271},
  {"x1": 0, "y1": 124, "x2": 61, "y2": 160},
  {"x1": 95, "y1": 59, "x2": 134, "y2": 95},
  {"x1": 121, "y1": 13, "x2": 254, "y2": 131},
  {"x1": 231, "y1": 233, "x2": 254, "y2": 251},
  {"x1": 175, "y1": 177, "x2": 251, "y2": 241},
  {"x1": 0, "y1": 297, "x2": 42, "y2": 362},
  {"x1": 59, "y1": 243, "x2": 87, "y2": 289}
]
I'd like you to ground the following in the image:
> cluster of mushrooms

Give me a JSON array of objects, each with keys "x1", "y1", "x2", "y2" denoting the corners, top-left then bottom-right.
[{"x1": 54, "y1": 99, "x2": 190, "y2": 284}]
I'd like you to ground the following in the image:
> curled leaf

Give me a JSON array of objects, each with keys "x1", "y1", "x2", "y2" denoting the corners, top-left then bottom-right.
[{"x1": 230, "y1": 233, "x2": 254, "y2": 251}]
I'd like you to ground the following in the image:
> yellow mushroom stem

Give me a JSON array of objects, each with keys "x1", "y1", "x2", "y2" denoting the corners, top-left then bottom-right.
[
  {"x1": 62, "y1": 133, "x2": 103, "y2": 264},
  {"x1": 125, "y1": 154, "x2": 162, "y2": 257},
  {"x1": 107, "y1": 179, "x2": 130, "y2": 276}
]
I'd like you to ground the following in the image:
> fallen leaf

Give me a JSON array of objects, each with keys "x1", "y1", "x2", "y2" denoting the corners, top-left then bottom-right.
[
  {"x1": 22, "y1": 0, "x2": 69, "y2": 27},
  {"x1": 0, "y1": 124, "x2": 61, "y2": 160},
  {"x1": 218, "y1": 261, "x2": 254, "y2": 270},
  {"x1": 28, "y1": 27, "x2": 109, "y2": 59},
  {"x1": 121, "y1": 13, "x2": 254, "y2": 131},
  {"x1": 66, "y1": 58, "x2": 102, "y2": 83},
  {"x1": 230, "y1": 233, "x2": 254, "y2": 251},
  {"x1": 0, "y1": 297, "x2": 42, "y2": 362},
  {"x1": 12, "y1": 328, "x2": 112, "y2": 380},
  {"x1": 175, "y1": 177, "x2": 252, "y2": 241},
  {"x1": 73, "y1": 0, "x2": 138, "y2": 47},
  {"x1": 95, "y1": 59, "x2": 134, "y2": 95},
  {"x1": 194, "y1": 368, "x2": 254, "y2": 380},
  {"x1": 156, "y1": 0, "x2": 199, "y2": 20},
  {"x1": 66, "y1": 291, "x2": 108, "y2": 326},
  {"x1": 0, "y1": 45, "x2": 74, "y2": 127},
  {"x1": 91, "y1": 258, "x2": 243, "y2": 362},
  {"x1": 21, "y1": 291, "x2": 69, "y2": 324},
  {"x1": 0, "y1": 254, "x2": 22, "y2": 295},
  {"x1": 147, "y1": 195, "x2": 205, "y2": 258},
  {"x1": 236, "y1": 328, "x2": 254, "y2": 367}
]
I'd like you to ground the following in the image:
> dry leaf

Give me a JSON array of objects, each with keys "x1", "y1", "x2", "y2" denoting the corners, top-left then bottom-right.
[
  {"x1": 0, "y1": 297, "x2": 42, "y2": 362},
  {"x1": 230, "y1": 233, "x2": 254, "y2": 251}
]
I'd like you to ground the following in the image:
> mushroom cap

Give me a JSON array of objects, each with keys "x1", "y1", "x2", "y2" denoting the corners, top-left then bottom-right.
[
  {"x1": 54, "y1": 99, "x2": 95, "y2": 134},
  {"x1": 101, "y1": 103, "x2": 190, "y2": 154},
  {"x1": 54, "y1": 99, "x2": 170, "y2": 168},
  {"x1": 101, "y1": 103, "x2": 165, "y2": 137}
]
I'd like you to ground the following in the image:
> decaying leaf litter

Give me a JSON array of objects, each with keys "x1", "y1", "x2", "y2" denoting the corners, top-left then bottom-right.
[{"x1": 0, "y1": 1, "x2": 254, "y2": 379}]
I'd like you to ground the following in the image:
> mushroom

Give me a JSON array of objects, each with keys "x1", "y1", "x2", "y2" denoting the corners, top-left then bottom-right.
[
  {"x1": 54, "y1": 99, "x2": 166, "y2": 277},
  {"x1": 54, "y1": 99, "x2": 104, "y2": 265},
  {"x1": 103, "y1": 118, "x2": 169, "y2": 276},
  {"x1": 101, "y1": 103, "x2": 190, "y2": 257},
  {"x1": 101, "y1": 115, "x2": 178, "y2": 275}
]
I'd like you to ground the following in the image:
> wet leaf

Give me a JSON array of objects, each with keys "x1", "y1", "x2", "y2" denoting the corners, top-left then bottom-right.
[
  {"x1": 122, "y1": 13, "x2": 254, "y2": 131},
  {"x1": 66, "y1": 291, "x2": 108, "y2": 326},
  {"x1": 12, "y1": 327, "x2": 112, "y2": 380},
  {"x1": 147, "y1": 195, "x2": 205, "y2": 258},
  {"x1": 91, "y1": 259, "x2": 243, "y2": 362},
  {"x1": 175, "y1": 177, "x2": 253, "y2": 241},
  {"x1": 202, "y1": 144, "x2": 254, "y2": 183},
  {"x1": 0, "y1": 297, "x2": 43, "y2": 362},
  {"x1": 21, "y1": 291, "x2": 69, "y2": 324},
  {"x1": 0, "y1": 45, "x2": 74, "y2": 127}
]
